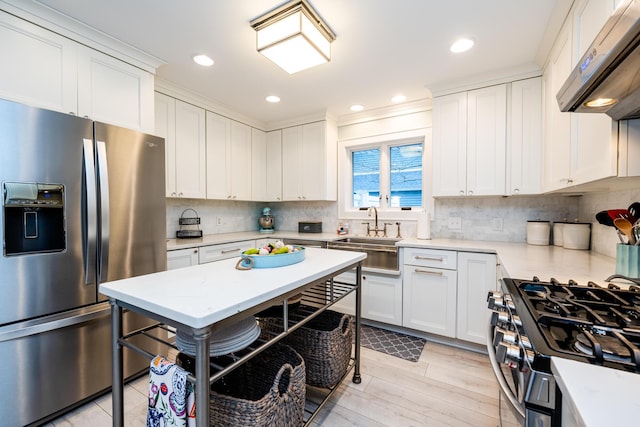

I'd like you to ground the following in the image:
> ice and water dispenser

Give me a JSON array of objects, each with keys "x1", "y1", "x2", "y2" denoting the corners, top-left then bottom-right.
[{"x1": 3, "y1": 182, "x2": 65, "y2": 255}]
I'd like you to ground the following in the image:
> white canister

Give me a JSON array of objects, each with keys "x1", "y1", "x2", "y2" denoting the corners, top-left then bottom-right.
[
  {"x1": 552, "y1": 221, "x2": 566, "y2": 247},
  {"x1": 562, "y1": 222, "x2": 591, "y2": 250},
  {"x1": 526, "y1": 220, "x2": 551, "y2": 245}
]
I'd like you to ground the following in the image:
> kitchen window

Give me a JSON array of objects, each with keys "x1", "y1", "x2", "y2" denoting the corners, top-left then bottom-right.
[{"x1": 338, "y1": 129, "x2": 433, "y2": 220}]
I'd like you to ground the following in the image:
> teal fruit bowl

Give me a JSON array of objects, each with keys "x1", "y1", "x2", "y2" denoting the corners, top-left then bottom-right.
[{"x1": 239, "y1": 246, "x2": 305, "y2": 269}]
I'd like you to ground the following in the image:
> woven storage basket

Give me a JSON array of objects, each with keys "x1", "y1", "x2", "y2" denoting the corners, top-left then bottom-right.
[
  {"x1": 209, "y1": 343, "x2": 305, "y2": 427},
  {"x1": 261, "y1": 309, "x2": 353, "y2": 388}
]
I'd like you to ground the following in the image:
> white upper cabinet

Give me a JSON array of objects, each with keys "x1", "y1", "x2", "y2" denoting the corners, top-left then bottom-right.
[
  {"x1": 205, "y1": 112, "x2": 252, "y2": 201},
  {"x1": 282, "y1": 120, "x2": 337, "y2": 201},
  {"x1": 155, "y1": 93, "x2": 206, "y2": 199},
  {"x1": 77, "y1": 45, "x2": 154, "y2": 132},
  {"x1": 543, "y1": 0, "x2": 618, "y2": 191},
  {"x1": 0, "y1": 11, "x2": 154, "y2": 132},
  {"x1": 0, "y1": 11, "x2": 77, "y2": 114},
  {"x1": 508, "y1": 77, "x2": 543, "y2": 195},
  {"x1": 433, "y1": 84, "x2": 506, "y2": 196},
  {"x1": 252, "y1": 129, "x2": 282, "y2": 202}
]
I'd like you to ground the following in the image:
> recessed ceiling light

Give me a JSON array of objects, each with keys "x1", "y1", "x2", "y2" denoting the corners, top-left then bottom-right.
[
  {"x1": 350, "y1": 104, "x2": 364, "y2": 112},
  {"x1": 193, "y1": 54, "x2": 214, "y2": 66},
  {"x1": 266, "y1": 95, "x2": 281, "y2": 103},
  {"x1": 392, "y1": 95, "x2": 407, "y2": 103},
  {"x1": 450, "y1": 38, "x2": 474, "y2": 53}
]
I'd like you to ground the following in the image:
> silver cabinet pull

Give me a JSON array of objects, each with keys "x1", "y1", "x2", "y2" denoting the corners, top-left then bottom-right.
[
  {"x1": 221, "y1": 247, "x2": 242, "y2": 254},
  {"x1": 414, "y1": 256, "x2": 444, "y2": 262},
  {"x1": 414, "y1": 268, "x2": 443, "y2": 276}
]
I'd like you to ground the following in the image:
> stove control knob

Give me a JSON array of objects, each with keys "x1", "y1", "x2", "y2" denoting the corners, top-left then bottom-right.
[
  {"x1": 520, "y1": 336, "x2": 532, "y2": 350},
  {"x1": 490, "y1": 310, "x2": 509, "y2": 326},
  {"x1": 496, "y1": 342, "x2": 520, "y2": 366},
  {"x1": 493, "y1": 327, "x2": 517, "y2": 347},
  {"x1": 488, "y1": 296, "x2": 515, "y2": 311},
  {"x1": 512, "y1": 314, "x2": 522, "y2": 327}
]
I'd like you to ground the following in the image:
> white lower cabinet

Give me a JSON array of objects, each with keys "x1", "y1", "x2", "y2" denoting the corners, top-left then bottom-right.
[
  {"x1": 402, "y1": 250, "x2": 457, "y2": 337},
  {"x1": 456, "y1": 252, "x2": 497, "y2": 344},
  {"x1": 401, "y1": 248, "x2": 497, "y2": 344},
  {"x1": 167, "y1": 247, "x2": 199, "y2": 270},
  {"x1": 330, "y1": 270, "x2": 402, "y2": 326}
]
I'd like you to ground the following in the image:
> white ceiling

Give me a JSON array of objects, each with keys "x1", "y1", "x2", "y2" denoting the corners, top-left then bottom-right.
[{"x1": 33, "y1": 0, "x2": 568, "y2": 127}]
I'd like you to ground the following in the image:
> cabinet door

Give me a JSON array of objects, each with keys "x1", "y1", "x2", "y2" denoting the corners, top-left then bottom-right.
[
  {"x1": 175, "y1": 100, "x2": 206, "y2": 198},
  {"x1": 266, "y1": 130, "x2": 283, "y2": 201},
  {"x1": 206, "y1": 111, "x2": 231, "y2": 199},
  {"x1": 167, "y1": 248, "x2": 199, "y2": 270},
  {"x1": 301, "y1": 121, "x2": 327, "y2": 200},
  {"x1": 456, "y1": 252, "x2": 496, "y2": 345},
  {"x1": 402, "y1": 265, "x2": 457, "y2": 337},
  {"x1": 251, "y1": 128, "x2": 268, "y2": 201},
  {"x1": 252, "y1": 129, "x2": 283, "y2": 202},
  {"x1": 570, "y1": 0, "x2": 618, "y2": 186},
  {"x1": 432, "y1": 92, "x2": 468, "y2": 196},
  {"x1": 362, "y1": 273, "x2": 402, "y2": 326},
  {"x1": 230, "y1": 121, "x2": 252, "y2": 200},
  {"x1": 466, "y1": 84, "x2": 507, "y2": 196},
  {"x1": 155, "y1": 93, "x2": 177, "y2": 197},
  {"x1": 77, "y1": 45, "x2": 154, "y2": 132},
  {"x1": 509, "y1": 78, "x2": 542, "y2": 195},
  {"x1": 0, "y1": 11, "x2": 77, "y2": 114},
  {"x1": 282, "y1": 126, "x2": 304, "y2": 200},
  {"x1": 543, "y1": 21, "x2": 573, "y2": 191}
]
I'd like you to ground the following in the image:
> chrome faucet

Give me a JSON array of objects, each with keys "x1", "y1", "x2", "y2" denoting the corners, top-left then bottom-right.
[{"x1": 368, "y1": 206, "x2": 380, "y2": 236}]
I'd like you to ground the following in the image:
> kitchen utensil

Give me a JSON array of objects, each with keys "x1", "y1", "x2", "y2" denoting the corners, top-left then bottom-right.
[
  {"x1": 607, "y1": 209, "x2": 633, "y2": 222},
  {"x1": 614, "y1": 218, "x2": 636, "y2": 245},
  {"x1": 629, "y1": 202, "x2": 640, "y2": 222},
  {"x1": 595, "y1": 210, "x2": 615, "y2": 227}
]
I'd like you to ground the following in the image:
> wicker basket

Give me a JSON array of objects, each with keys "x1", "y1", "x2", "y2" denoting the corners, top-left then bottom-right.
[
  {"x1": 261, "y1": 310, "x2": 353, "y2": 388},
  {"x1": 209, "y1": 344, "x2": 306, "y2": 427}
]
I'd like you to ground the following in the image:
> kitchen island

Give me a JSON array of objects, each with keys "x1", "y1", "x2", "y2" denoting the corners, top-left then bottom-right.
[{"x1": 100, "y1": 247, "x2": 366, "y2": 427}]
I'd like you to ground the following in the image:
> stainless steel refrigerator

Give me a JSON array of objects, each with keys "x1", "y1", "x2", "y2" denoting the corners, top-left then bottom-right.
[{"x1": 0, "y1": 98, "x2": 167, "y2": 426}]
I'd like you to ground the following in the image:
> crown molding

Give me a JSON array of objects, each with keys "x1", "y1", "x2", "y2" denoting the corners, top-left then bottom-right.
[
  {"x1": 0, "y1": 0, "x2": 164, "y2": 73},
  {"x1": 337, "y1": 99, "x2": 432, "y2": 127},
  {"x1": 428, "y1": 64, "x2": 542, "y2": 98}
]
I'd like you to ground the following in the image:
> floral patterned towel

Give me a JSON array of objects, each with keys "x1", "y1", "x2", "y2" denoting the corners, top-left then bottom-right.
[{"x1": 147, "y1": 355, "x2": 196, "y2": 427}]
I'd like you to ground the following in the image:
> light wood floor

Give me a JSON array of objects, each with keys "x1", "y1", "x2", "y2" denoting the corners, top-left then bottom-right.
[{"x1": 45, "y1": 341, "x2": 500, "y2": 426}]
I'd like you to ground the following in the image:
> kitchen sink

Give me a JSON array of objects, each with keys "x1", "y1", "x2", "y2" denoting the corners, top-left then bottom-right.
[
  {"x1": 332, "y1": 237, "x2": 401, "y2": 246},
  {"x1": 327, "y1": 237, "x2": 399, "y2": 271}
]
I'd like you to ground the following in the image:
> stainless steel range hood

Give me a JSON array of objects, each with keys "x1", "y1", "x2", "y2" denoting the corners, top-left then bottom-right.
[{"x1": 557, "y1": 0, "x2": 640, "y2": 120}]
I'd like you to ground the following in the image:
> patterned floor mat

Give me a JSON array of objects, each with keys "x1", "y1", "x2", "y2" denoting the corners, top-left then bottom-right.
[{"x1": 359, "y1": 325, "x2": 426, "y2": 362}]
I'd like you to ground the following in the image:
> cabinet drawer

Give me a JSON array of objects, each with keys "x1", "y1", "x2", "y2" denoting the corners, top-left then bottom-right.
[
  {"x1": 403, "y1": 248, "x2": 457, "y2": 270},
  {"x1": 198, "y1": 240, "x2": 255, "y2": 264}
]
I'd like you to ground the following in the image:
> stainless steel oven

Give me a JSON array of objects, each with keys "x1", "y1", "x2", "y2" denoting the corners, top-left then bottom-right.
[{"x1": 488, "y1": 276, "x2": 640, "y2": 427}]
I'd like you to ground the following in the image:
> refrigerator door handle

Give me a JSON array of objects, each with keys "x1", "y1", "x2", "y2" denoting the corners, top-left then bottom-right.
[
  {"x1": 96, "y1": 140, "x2": 110, "y2": 283},
  {"x1": 0, "y1": 303, "x2": 111, "y2": 342},
  {"x1": 83, "y1": 138, "x2": 97, "y2": 285}
]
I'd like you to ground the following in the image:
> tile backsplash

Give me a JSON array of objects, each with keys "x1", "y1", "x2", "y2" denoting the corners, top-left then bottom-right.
[{"x1": 167, "y1": 189, "x2": 639, "y2": 259}]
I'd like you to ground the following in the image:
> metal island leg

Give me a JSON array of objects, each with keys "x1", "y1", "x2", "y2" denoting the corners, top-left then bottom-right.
[
  {"x1": 353, "y1": 263, "x2": 362, "y2": 384},
  {"x1": 192, "y1": 326, "x2": 211, "y2": 426},
  {"x1": 110, "y1": 299, "x2": 124, "y2": 427}
]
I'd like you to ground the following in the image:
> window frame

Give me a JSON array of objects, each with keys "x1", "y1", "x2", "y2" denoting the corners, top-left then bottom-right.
[{"x1": 338, "y1": 128, "x2": 433, "y2": 222}]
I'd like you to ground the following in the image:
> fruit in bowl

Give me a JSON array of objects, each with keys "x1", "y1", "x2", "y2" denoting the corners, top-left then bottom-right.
[{"x1": 243, "y1": 241, "x2": 302, "y2": 256}]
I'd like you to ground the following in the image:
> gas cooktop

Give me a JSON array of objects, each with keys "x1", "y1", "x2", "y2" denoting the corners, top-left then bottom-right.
[{"x1": 504, "y1": 277, "x2": 640, "y2": 373}]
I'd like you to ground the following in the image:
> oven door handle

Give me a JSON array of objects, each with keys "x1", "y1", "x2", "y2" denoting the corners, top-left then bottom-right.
[{"x1": 486, "y1": 321, "x2": 526, "y2": 419}]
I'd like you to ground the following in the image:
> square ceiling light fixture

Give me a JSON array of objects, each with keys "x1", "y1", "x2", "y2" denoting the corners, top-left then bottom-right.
[{"x1": 250, "y1": 0, "x2": 336, "y2": 74}]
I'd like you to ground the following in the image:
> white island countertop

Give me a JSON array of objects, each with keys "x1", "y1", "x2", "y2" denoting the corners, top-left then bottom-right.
[{"x1": 100, "y1": 248, "x2": 366, "y2": 329}]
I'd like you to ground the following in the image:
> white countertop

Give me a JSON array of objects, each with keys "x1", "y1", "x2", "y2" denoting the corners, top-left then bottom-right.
[
  {"x1": 552, "y1": 357, "x2": 640, "y2": 426},
  {"x1": 166, "y1": 231, "x2": 343, "y2": 251},
  {"x1": 100, "y1": 247, "x2": 366, "y2": 328}
]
